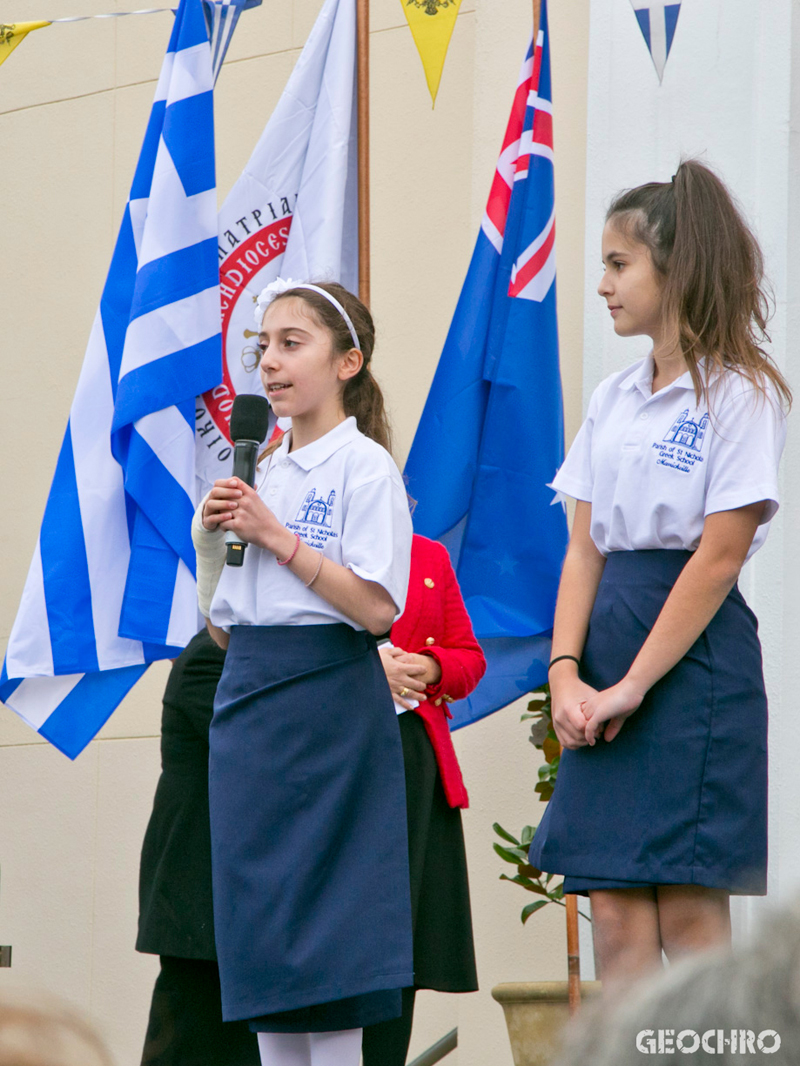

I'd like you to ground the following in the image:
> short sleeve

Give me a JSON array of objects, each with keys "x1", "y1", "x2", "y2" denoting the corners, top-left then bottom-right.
[
  {"x1": 705, "y1": 385, "x2": 787, "y2": 522},
  {"x1": 341, "y1": 475, "x2": 413, "y2": 616},
  {"x1": 550, "y1": 382, "x2": 604, "y2": 502}
]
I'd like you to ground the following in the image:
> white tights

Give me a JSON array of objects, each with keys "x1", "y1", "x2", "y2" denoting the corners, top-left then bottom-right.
[{"x1": 256, "y1": 1029, "x2": 363, "y2": 1066}]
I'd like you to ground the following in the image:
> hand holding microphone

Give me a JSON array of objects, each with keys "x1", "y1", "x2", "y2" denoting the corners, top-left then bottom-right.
[{"x1": 201, "y1": 394, "x2": 272, "y2": 566}]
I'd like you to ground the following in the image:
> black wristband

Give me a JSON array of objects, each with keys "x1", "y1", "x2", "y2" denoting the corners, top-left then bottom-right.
[{"x1": 548, "y1": 654, "x2": 581, "y2": 671}]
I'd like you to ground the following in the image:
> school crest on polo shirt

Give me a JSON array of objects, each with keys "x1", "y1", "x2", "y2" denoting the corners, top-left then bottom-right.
[
  {"x1": 663, "y1": 410, "x2": 710, "y2": 452},
  {"x1": 652, "y1": 409, "x2": 710, "y2": 473},
  {"x1": 295, "y1": 489, "x2": 336, "y2": 529},
  {"x1": 286, "y1": 486, "x2": 340, "y2": 551}
]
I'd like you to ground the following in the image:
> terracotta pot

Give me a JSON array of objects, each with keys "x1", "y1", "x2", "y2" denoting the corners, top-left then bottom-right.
[{"x1": 491, "y1": 981, "x2": 602, "y2": 1066}]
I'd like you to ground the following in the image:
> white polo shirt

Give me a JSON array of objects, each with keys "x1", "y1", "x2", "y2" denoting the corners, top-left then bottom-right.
[
  {"x1": 210, "y1": 417, "x2": 412, "y2": 629},
  {"x1": 553, "y1": 356, "x2": 787, "y2": 560}
]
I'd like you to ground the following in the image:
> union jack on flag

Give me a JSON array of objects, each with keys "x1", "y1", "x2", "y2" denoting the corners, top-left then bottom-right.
[
  {"x1": 483, "y1": 30, "x2": 556, "y2": 303},
  {"x1": 405, "y1": 0, "x2": 568, "y2": 728}
]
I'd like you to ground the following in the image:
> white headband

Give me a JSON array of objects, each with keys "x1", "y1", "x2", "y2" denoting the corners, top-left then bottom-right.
[{"x1": 254, "y1": 277, "x2": 361, "y2": 351}]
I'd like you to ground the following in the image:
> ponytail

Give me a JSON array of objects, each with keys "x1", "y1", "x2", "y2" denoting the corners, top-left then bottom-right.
[
  {"x1": 607, "y1": 159, "x2": 791, "y2": 408},
  {"x1": 343, "y1": 366, "x2": 392, "y2": 452}
]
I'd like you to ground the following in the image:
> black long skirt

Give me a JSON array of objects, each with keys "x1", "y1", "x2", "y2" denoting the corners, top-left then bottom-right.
[
  {"x1": 529, "y1": 549, "x2": 768, "y2": 896},
  {"x1": 209, "y1": 624, "x2": 414, "y2": 1030},
  {"x1": 398, "y1": 711, "x2": 477, "y2": 992}
]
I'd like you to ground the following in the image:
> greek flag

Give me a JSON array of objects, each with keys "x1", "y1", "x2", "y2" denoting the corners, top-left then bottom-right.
[{"x1": 0, "y1": 0, "x2": 220, "y2": 758}]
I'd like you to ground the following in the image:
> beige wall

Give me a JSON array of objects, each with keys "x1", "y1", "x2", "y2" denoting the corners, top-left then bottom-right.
[{"x1": 0, "y1": 1, "x2": 589, "y2": 1063}]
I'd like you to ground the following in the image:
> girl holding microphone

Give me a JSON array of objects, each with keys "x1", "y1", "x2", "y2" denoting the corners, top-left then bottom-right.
[
  {"x1": 193, "y1": 280, "x2": 413, "y2": 1066},
  {"x1": 529, "y1": 161, "x2": 790, "y2": 989}
]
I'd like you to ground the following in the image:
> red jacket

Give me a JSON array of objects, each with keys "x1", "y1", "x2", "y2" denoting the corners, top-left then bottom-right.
[{"x1": 391, "y1": 535, "x2": 487, "y2": 808}]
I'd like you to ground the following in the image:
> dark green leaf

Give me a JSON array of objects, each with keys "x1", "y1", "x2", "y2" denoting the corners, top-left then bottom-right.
[
  {"x1": 521, "y1": 900, "x2": 550, "y2": 923},
  {"x1": 493, "y1": 843, "x2": 528, "y2": 865},
  {"x1": 492, "y1": 823, "x2": 520, "y2": 845},
  {"x1": 500, "y1": 874, "x2": 546, "y2": 894}
]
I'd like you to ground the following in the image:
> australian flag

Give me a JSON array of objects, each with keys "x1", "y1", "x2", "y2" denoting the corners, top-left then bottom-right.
[{"x1": 405, "y1": 0, "x2": 569, "y2": 729}]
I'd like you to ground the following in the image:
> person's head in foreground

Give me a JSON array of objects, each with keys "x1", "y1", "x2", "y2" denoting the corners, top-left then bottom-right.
[
  {"x1": 0, "y1": 989, "x2": 112, "y2": 1066},
  {"x1": 555, "y1": 900, "x2": 800, "y2": 1065}
]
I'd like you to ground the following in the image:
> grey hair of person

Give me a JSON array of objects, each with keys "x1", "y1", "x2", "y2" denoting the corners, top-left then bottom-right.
[
  {"x1": 0, "y1": 987, "x2": 113, "y2": 1066},
  {"x1": 555, "y1": 900, "x2": 800, "y2": 1066}
]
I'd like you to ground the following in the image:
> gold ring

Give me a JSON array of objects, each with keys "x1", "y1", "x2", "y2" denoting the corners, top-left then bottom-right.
[{"x1": 399, "y1": 687, "x2": 409, "y2": 698}]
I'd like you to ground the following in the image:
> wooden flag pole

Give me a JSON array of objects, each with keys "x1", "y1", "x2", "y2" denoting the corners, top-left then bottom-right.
[
  {"x1": 356, "y1": 0, "x2": 370, "y2": 307},
  {"x1": 566, "y1": 894, "x2": 581, "y2": 1014},
  {"x1": 537, "y1": 0, "x2": 582, "y2": 1014}
]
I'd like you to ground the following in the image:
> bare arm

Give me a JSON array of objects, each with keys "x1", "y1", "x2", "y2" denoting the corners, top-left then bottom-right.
[
  {"x1": 582, "y1": 501, "x2": 767, "y2": 745},
  {"x1": 205, "y1": 617, "x2": 230, "y2": 650},
  {"x1": 548, "y1": 500, "x2": 607, "y2": 749},
  {"x1": 203, "y1": 478, "x2": 397, "y2": 636}
]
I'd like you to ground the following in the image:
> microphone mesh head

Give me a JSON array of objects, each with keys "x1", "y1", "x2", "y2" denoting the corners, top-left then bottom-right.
[{"x1": 229, "y1": 394, "x2": 272, "y2": 443}]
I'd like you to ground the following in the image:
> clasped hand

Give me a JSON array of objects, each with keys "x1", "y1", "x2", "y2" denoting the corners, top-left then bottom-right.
[
  {"x1": 202, "y1": 478, "x2": 285, "y2": 553},
  {"x1": 379, "y1": 645, "x2": 441, "y2": 710},
  {"x1": 551, "y1": 674, "x2": 645, "y2": 749}
]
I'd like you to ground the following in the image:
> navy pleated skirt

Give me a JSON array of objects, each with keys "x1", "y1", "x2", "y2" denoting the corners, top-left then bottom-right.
[
  {"x1": 529, "y1": 550, "x2": 768, "y2": 896},
  {"x1": 208, "y1": 624, "x2": 414, "y2": 1030}
]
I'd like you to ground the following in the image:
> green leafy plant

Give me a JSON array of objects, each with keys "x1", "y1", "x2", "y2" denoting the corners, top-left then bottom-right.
[{"x1": 493, "y1": 684, "x2": 588, "y2": 925}]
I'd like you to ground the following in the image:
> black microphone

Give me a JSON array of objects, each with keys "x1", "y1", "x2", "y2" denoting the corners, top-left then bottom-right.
[{"x1": 225, "y1": 394, "x2": 272, "y2": 567}]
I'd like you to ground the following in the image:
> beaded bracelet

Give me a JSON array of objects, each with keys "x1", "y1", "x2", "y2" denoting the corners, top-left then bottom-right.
[{"x1": 277, "y1": 532, "x2": 301, "y2": 566}]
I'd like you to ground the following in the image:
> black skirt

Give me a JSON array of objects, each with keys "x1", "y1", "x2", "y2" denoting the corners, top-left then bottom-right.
[
  {"x1": 209, "y1": 623, "x2": 414, "y2": 1031},
  {"x1": 398, "y1": 712, "x2": 477, "y2": 992},
  {"x1": 141, "y1": 957, "x2": 259, "y2": 1066}
]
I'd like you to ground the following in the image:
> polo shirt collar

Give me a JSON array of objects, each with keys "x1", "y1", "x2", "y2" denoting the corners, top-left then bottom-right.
[
  {"x1": 282, "y1": 416, "x2": 361, "y2": 471},
  {"x1": 617, "y1": 352, "x2": 697, "y2": 398}
]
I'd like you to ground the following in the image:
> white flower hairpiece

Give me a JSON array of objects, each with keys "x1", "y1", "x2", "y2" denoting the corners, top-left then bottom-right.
[
  {"x1": 253, "y1": 277, "x2": 300, "y2": 327},
  {"x1": 252, "y1": 276, "x2": 361, "y2": 351}
]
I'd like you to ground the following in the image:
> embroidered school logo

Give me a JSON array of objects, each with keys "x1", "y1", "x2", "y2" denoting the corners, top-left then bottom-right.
[
  {"x1": 295, "y1": 489, "x2": 336, "y2": 528},
  {"x1": 662, "y1": 409, "x2": 709, "y2": 453}
]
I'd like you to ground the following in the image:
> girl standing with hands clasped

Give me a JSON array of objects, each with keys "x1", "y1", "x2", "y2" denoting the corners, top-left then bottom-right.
[
  {"x1": 529, "y1": 161, "x2": 790, "y2": 990},
  {"x1": 192, "y1": 280, "x2": 414, "y2": 1066}
]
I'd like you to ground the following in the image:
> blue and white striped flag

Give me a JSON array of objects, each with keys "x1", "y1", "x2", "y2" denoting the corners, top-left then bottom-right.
[
  {"x1": 0, "y1": 0, "x2": 220, "y2": 759},
  {"x1": 630, "y1": 1, "x2": 682, "y2": 83}
]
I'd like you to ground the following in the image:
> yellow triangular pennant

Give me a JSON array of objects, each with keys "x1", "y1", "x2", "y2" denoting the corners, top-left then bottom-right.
[
  {"x1": 400, "y1": 0, "x2": 462, "y2": 107},
  {"x1": 0, "y1": 22, "x2": 51, "y2": 68}
]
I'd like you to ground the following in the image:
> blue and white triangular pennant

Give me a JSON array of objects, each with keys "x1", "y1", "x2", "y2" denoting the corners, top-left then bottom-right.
[
  {"x1": 630, "y1": 1, "x2": 681, "y2": 83},
  {"x1": 202, "y1": 0, "x2": 261, "y2": 84}
]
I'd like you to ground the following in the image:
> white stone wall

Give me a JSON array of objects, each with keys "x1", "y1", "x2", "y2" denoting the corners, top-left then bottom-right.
[{"x1": 0, "y1": 2, "x2": 590, "y2": 1064}]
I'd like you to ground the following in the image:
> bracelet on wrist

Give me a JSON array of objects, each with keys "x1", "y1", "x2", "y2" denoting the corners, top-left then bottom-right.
[
  {"x1": 277, "y1": 532, "x2": 301, "y2": 566},
  {"x1": 305, "y1": 551, "x2": 324, "y2": 588},
  {"x1": 548, "y1": 654, "x2": 581, "y2": 672}
]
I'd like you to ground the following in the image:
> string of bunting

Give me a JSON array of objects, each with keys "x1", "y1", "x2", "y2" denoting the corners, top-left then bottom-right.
[{"x1": 1, "y1": 0, "x2": 259, "y2": 72}]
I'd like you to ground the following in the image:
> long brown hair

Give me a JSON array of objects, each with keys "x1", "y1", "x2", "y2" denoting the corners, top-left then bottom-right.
[
  {"x1": 258, "y1": 281, "x2": 392, "y2": 459},
  {"x1": 607, "y1": 159, "x2": 791, "y2": 407}
]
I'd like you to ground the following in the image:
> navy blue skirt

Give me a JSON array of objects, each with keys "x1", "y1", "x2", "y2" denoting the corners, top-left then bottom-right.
[
  {"x1": 208, "y1": 624, "x2": 414, "y2": 1029},
  {"x1": 529, "y1": 550, "x2": 768, "y2": 896}
]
